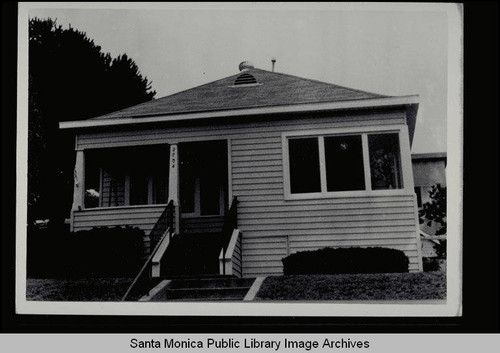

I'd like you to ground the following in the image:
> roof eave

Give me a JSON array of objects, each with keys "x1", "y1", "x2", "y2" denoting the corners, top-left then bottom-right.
[
  {"x1": 405, "y1": 102, "x2": 419, "y2": 147},
  {"x1": 59, "y1": 95, "x2": 419, "y2": 130}
]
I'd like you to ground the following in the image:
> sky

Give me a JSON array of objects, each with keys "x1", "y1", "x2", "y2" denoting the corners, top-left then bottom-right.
[{"x1": 26, "y1": 3, "x2": 461, "y2": 154}]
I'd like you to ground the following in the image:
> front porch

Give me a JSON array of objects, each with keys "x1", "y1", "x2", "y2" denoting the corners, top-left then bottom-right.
[{"x1": 71, "y1": 140, "x2": 239, "y2": 278}]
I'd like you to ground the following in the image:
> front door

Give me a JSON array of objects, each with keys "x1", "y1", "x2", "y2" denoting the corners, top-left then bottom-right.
[
  {"x1": 168, "y1": 140, "x2": 227, "y2": 275},
  {"x1": 179, "y1": 140, "x2": 227, "y2": 219}
]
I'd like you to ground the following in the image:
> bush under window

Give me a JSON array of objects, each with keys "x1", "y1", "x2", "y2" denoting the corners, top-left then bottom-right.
[{"x1": 282, "y1": 247, "x2": 409, "y2": 275}]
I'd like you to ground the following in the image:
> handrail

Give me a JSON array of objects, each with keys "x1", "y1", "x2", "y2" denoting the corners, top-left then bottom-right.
[
  {"x1": 121, "y1": 200, "x2": 174, "y2": 301},
  {"x1": 220, "y1": 197, "x2": 238, "y2": 275},
  {"x1": 149, "y1": 200, "x2": 174, "y2": 250},
  {"x1": 121, "y1": 226, "x2": 171, "y2": 301},
  {"x1": 225, "y1": 229, "x2": 240, "y2": 262},
  {"x1": 222, "y1": 197, "x2": 238, "y2": 252},
  {"x1": 219, "y1": 229, "x2": 242, "y2": 277},
  {"x1": 419, "y1": 229, "x2": 446, "y2": 244}
]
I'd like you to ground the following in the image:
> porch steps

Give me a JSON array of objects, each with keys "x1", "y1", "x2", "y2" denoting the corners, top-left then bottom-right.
[
  {"x1": 162, "y1": 232, "x2": 222, "y2": 276},
  {"x1": 145, "y1": 277, "x2": 256, "y2": 302}
]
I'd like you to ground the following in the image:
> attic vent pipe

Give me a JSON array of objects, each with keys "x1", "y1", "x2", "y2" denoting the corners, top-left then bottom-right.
[
  {"x1": 271, "y1": 57, "x2": 276, "y2": 72},
  {"x1": 239, "y1": 61, "x2": 254, "y2": 71}
]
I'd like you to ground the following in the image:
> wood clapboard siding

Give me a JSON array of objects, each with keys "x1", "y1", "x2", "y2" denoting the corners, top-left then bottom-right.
[
  {"x1": 76, "y1": 111, "x2": 404, "y2": 150},
  {"x1": 76, "y1": 109, "x2": 421, "y2": 276},
  {"x1": 73, "y1": 205, "x2": 166, "y2": 253},
  {"x1": 237, "y1": 194, "x2": 420, "y2": 277}
]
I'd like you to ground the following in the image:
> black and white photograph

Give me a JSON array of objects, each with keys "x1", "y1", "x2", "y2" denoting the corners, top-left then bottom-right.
[{"x1": 16, "y1": 2, "x2": 463, "y2": 317}]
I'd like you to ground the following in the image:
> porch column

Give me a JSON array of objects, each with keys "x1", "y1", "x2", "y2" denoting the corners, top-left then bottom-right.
[
  {"x1": 72, "y1": 150, "x2": 85, "y2": 211},
  {"x1": 168, "y1": 144, "x2": 180, "y2": 234}
]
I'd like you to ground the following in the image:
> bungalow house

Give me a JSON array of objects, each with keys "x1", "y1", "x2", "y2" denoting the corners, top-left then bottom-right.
[{"x1": 59, "y1": 61, "x2": 423, "y2": 277}]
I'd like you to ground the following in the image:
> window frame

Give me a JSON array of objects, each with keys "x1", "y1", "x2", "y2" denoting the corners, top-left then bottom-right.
[{"x1": 282, "y1": 125, "x2": 413, "y2": 200}]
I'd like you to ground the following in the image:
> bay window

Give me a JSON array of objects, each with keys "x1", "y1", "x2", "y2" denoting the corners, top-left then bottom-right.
[{"x1": 284, "y1": 128, "x2": 407, "y2": 198}]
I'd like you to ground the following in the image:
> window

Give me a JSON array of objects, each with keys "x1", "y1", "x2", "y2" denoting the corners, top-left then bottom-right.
[
  {"x1": 324, "y1": 135, "x2": 365, "y2": 191},
  {"x1": 285, "y1": 130, "x2": 405, "y2": 197},
  {"x1": 130, "y1": 166, "x2": 169, "y2": 206},
  {"x1": 152, "y1": 167, "x2": 169, "y2": 204},
  {"x1": 288, "y1": 138, "x2": 321, "y2": 193},
  {"x1": 129, "y1": 170, "x2": 149, "y2": 205},
  {"x1": 368, "y1": 133, "x2": 402, "y2": 190},
  {"x1": 125, "y1": 146, "x2": 169, "y2": 206}
]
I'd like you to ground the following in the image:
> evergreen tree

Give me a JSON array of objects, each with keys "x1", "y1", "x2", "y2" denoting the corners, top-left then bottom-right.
[{"x1": 28, "y1": 18, "x2": 156, "y2": 224}]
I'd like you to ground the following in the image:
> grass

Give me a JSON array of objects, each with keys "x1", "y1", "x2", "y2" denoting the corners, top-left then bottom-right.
[
  {"x1": 26, "y1": 271, "x2": 446, "y2": 302},
  {"x1": 255, "y1": 271, "x2": 446, "y2": 301},
  {"x1": 26, "y1": 278, "x2": 135, "y2": 301}
]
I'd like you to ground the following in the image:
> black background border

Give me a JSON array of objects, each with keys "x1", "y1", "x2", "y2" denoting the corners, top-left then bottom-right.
[{"x1": 2, "y1": 2, "x2": 498, "y2": 333}]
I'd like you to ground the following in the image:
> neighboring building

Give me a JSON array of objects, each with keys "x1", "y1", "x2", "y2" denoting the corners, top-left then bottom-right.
[
  {"x1": 412, "y1": 152, "x2": 447, "y2": 257},
  {"x1": 60, "y1": 62, "x2": 423, "y2": 276},
  {"x1": 412, "y1": 152, "x2": 447, "y2": 209}
]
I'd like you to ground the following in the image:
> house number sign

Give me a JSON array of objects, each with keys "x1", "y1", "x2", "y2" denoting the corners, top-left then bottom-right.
[{"x1": 171, "y1": 146, "x2": 177, "y2": 169}]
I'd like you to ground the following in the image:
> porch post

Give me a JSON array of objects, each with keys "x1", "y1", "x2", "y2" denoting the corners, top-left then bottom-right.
[
  {"x1": 72, "y1": 150, "x2": 85, "y2": 211},
  {"x1": 168, "y1": 144, "x2": 180, "y2": 234}
]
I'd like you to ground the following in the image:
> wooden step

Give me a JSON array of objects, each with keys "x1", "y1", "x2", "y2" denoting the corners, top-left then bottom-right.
[
  {"x1": 145, "y1": 277, "x2": 256, "y2": 302},
  {"x1": 161, "y1": 287, "x2": 250, "y2": 300},
  {"x1": 161, "y1": 232, "x2": 223, "y2": 276},
  {"x1": 166, "y1": 277, "x2": 256, "y2": 289}
]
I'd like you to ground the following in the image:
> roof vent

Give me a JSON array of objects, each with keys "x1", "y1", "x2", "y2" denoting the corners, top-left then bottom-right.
[
  {"x1": 239, "y1": 61, "x2": 254, "y2": 71},
  {"x1": 234, "y1": 73, "x2": 257, "y2": 85}
]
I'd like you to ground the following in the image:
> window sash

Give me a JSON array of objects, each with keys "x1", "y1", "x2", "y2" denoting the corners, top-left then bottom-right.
[{"x1": 284, "y1": 129, "x2": 406, "y2": 198}]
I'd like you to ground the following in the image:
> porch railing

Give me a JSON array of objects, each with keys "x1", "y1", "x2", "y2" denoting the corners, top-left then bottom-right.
[
  {"x1": 419, "y1": 229, "x2": 446, "y2": 244},
  {"x1": 219, "y1": 196, "x2": 238, "y2": 275},
  {"x1": 221, "y1": 196, "x2": 238, "y2": 255},
  {"x1": 219, "y1": 229, "x2": 242, "y2": 277},
  {"x1": 121, "y1": 200, "x2": 175, "y2": 301},
  {"x1": 149, "y1": 200, "x2": 175, "y2": 251}
]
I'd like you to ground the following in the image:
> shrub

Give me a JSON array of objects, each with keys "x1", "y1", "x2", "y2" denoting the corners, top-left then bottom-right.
[
  {"x1": 27, "y1": 226, "x2": 145, "y2": 278},
  {"x1": 282, "y1": 247, "x2": 409, "y2": 275},
  {"x1": 422, "y1": 257, "x2": 441, "y2": 272}
]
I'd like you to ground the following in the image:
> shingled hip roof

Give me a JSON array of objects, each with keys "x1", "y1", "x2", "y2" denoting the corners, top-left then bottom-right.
[
  {"x1": 60, "y1": 67, "x2": 419, "y2": 144},
  {"x1": 91, "y1": 68, "x2": 390, "y2": 120}
]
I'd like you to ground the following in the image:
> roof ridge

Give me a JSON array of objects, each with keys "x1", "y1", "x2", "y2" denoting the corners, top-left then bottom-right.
[{"x1": 249, "y1": 67, "x2": 390, "y2": 98}]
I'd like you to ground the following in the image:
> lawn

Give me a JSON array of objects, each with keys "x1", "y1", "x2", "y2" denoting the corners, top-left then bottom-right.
[
  {"x1": 26, "y1": 271, "x2": 446, "y2": 301},
  {"x1": 26, "y1": 278, "x2": 134, "y2": 301},
  {"x1": 255, "y1": 271, "x2": 446, "y2": 301}
]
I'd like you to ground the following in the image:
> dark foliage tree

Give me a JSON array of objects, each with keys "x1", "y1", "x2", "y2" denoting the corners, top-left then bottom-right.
[
  {"x1": 419, "y1": 184, "x2": 447, "y2": 235},
  {"x1": 419, "y1": 184, "x2": 447, "y2": 258},
  {"x1": 28, "y1": 18, "x2": 156, "y2": 225}
]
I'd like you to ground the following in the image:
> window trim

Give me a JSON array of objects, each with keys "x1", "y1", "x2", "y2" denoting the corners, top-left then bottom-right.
[{"x1": 282, "y1": 125, "x2": 414, "y2": 200}]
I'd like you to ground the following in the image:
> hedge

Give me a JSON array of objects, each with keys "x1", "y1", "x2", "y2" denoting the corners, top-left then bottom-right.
[
  {"x1": 27, "y1": 226, "x2": 145, "y2": 278},
  {"x1": 282, "y1": 247, "x2": 409, "y2": 275}
]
